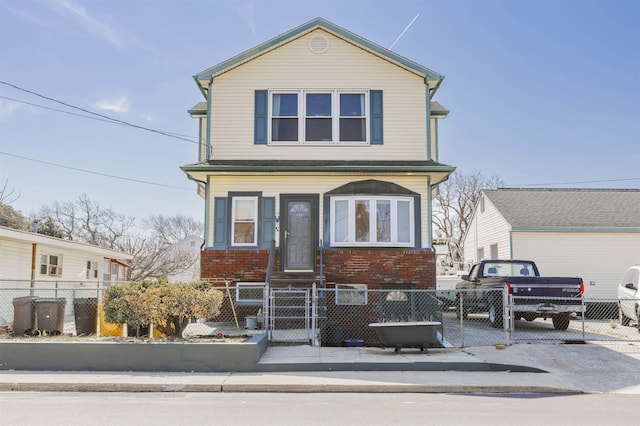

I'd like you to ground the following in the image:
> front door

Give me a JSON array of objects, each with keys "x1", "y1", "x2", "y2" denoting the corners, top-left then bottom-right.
[{"x1": 281, "y1": 195, "x2": 317, "y2": 272}]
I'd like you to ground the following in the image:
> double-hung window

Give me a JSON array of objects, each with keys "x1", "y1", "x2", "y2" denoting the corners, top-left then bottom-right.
[
  {"x1": 232, "y1": 197, "x2": 258, "y2": 246},
  {"x1": 331, "y1": 196, "x2": 413, "y2": 247},
  {"x1": 86, "y1": 261, "x2": 99, "y2": 279},
  {"x1": 270, "y1": 90, "x2": 368, "y2": 144},
  {"x1": 40, "y1": 254, "x2": 62, "y2": 276}
]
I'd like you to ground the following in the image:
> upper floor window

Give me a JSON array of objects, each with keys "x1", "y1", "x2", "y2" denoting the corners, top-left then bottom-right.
[
  {"x1": 330, "y1": 196, "x2": 413, "y2": 247},
  {"x1": 270, "y1": 90, "x2": 368, "y2": 145}
]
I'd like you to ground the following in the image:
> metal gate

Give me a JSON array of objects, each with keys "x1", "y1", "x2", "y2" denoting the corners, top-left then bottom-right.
[{"x1": 268, "y1": 285, "x2": 319, "y2": 344}]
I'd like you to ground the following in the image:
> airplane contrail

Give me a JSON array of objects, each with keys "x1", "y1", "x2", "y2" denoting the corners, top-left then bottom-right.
[{"x1": 390, "y1": 13, "x2": 420, "y2": 50}]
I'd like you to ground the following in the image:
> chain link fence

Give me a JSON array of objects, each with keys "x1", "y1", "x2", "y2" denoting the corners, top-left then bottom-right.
[{"x1": 1, "y1": 281, "x2": 638, "y2": 348}]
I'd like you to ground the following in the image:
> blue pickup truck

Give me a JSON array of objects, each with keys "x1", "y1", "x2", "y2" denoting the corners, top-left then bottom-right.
[{"x1": 455, "y1": 259, "x2": 584, "y2": 330}]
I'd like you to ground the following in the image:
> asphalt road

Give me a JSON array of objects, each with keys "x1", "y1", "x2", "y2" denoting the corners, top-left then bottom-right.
[{"x1": 0, "y1": 392, "x2": 636, "y2": 426}]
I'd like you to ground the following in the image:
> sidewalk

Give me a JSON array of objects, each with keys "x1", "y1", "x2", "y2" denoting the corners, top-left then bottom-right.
[{"x1": 1, "y1": 342, "x2": 638, "y2": 394}]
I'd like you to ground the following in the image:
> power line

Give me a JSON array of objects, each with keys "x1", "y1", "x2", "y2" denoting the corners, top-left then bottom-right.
[
  {"x1": 0, "y1": 96, "x2": 198, "y2": 140},
  {"x1": 504, "y1": 177, "x2": 640, "y2": 187},
  {"x1": 0, "y1": 151, "x2": 193, "y2": 191},
  {"x1": 0, "y1": 81, "x2": 199, "y2": 144}
]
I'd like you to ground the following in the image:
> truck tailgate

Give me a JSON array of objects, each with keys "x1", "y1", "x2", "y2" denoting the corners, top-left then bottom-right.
[{"x1": 508, "y1": 277, "x2": 583, "y2": 304}]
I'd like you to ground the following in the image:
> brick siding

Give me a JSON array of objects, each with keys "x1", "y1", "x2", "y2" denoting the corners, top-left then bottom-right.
[{"x1": 201, "y1": 248, "x2": 435, "y2": 288}]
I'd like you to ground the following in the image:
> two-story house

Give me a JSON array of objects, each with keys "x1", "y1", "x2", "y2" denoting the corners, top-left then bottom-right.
[{"x1": 182, "y1": 18, "x2": 454, "y2": 343}]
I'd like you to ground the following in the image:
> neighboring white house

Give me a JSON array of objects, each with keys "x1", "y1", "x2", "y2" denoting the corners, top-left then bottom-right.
[
  {"x1": 166, "y1": 235, "x2": 203, "y2": 283},
  {"x1": 0, "y1": 225, "x2": 133, "y2": 285},
  {"x1": 461, "y1": 188, "x2": 640, "y2": 300}
]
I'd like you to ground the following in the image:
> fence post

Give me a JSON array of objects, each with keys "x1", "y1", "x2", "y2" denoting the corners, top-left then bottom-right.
[
  {"x1": 581, "y1": 295, "x2": 586, "y2": 341},
  {"x1": 459, "y1": 292, "x2": 465, "y2": 348},
  {"x1": 505, "y1": 291, "x2": 513, "y2": 346}
]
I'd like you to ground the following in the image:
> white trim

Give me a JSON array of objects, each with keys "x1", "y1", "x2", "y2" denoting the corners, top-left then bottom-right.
[
  {"x1": 336, "y1": 284, "x2": 367, "y2": 305},
  {"x1": 231, "y1": 196, "x2": 258, "y2": 246},
  {"x1": 268, "y1": 89, "x2": 369, "y2": 145},
  {"x1": 236, "y1": 282, "x2": 266, "y2": 304},
  {"x1": 330, "y1": 196, "x2": 414, "y2": 247}
]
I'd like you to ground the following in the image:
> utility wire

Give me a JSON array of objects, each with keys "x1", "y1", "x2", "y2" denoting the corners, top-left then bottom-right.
[
  {"x1": 504, "y1": 177, "x2": 640, "y2": 187},
  {"x1": 0, "y1": 96, "x2": 198, "y2": 140},
  {"x1": 0, "y1": 151, "x2": 193, "y2": 191},
  {"x1": 0, "y1": 81, "x2": 199, "y2": 144}
]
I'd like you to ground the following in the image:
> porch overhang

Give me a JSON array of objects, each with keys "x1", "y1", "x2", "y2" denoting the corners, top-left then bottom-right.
[{"x1": 181, "y1": 160, "x2": 455, "y2": 186}]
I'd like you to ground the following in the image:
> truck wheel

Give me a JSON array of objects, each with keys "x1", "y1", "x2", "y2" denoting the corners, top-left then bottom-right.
[
  {"x1": 455, "y1": 296, "x2": 468, "y2": 320},
  {"x1": 552, "y1": 313, "x2": 570, "y2": 330},
  {"x1": 488, "y1": 299, "x2": 503, "y2": 328},
  {"x1": 619, "y1": 303, "x2": 631, "y2": 326}
]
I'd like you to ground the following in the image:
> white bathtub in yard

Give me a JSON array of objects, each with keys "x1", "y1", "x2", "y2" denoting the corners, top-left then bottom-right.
[{"x1": 368, "y1": 321, "x2": 442, "y2": 353}]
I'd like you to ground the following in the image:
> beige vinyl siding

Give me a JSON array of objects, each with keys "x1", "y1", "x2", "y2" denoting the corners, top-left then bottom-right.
[
  {"x1": 206, "y1": 174, "x2": 432, "y2": 248},
  {"x1": 512, "y1": 232, "x2": 640, "y2": 299},
  {"x1": 209, "y1": 29, "x2": 428, "y2": 161},
  {"x1": 462, "y1": 195, "x2": 511, "y2": 264},
  {"x1": 199, "y1": 118, "x2": 207, "y2": 161}
]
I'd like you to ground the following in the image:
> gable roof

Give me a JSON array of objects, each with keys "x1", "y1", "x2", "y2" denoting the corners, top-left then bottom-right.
[
  {"x1": 483, "y1": 188, "x2": 640, "y2": 231},
  {"x1": 193, "y1": 17, "x2": 444, "y2": 96}
]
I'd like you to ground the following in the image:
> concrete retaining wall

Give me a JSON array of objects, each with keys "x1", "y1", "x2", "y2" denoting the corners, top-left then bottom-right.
[{"x1": 0, "y1": 333, "x2": 268, "y2": 372}]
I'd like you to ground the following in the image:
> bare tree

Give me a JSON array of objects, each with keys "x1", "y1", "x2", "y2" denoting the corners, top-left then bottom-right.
[
  {"x1": 36, "y1": 195, "x2": 203, "y2": 282},
  {"x1": 0, "y1": 181, "x2": 29, "y2": 230},
  {"x1": 433, "y1": 170, "x2": 504, "y2": 250},
  {"x1": 0, "y1": 180, "x2": 20, "y2": 206},
  {"x1": 37, "y1": 194, "x2": 135, "y2": 248},
  {"x1": 118, "y1": 235, "x2": 198, "y2": 282},
  {"x1": 143, "y1": 214, "x2": 203, "y2": 245}
]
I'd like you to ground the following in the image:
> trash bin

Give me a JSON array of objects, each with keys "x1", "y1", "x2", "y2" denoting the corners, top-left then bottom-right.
[
  {"x1": 73, "y1": 298, "x2": 98, "y2": 335},
  {"x1": 12, "y1": 296, "x2": 38, "y2": 336},
  {"x1": 127, "y1": 325, "x2": 149, "y2": 337},
  {"x1": 35, "y1": 298, "x2": 67, "y2": 335},
  {"x1": 245, "y1": 316, "x2": 258, "y2": 330}
]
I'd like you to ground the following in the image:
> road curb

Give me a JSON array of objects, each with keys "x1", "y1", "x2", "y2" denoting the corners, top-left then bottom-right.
[{"x1": 0, "y1": 381, "x2": 580, "y2": 394}]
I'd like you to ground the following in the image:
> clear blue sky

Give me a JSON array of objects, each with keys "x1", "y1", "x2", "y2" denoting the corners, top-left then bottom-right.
[{"x1": 1, "y1": 0, "x2": 638, "y2": 223}]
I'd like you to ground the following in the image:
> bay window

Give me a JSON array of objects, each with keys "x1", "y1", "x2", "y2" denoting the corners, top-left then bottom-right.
[{"x1": 331, "y1": 196, "x2": 414, "y2": 246}]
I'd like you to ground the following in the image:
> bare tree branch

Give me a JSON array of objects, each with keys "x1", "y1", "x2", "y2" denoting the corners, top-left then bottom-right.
[{"x1": 433, "y1": 170, "x2": 504, "y2": 252}]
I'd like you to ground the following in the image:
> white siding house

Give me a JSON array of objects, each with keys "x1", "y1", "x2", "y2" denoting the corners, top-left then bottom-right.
[
  {"x1": 166, "y1": 235, "x2": 203, "y2": 283},
  {"x1": 0, "y1": 225, "x2": 133, "y2": 285},
  {"x1": 461, "y1": 189, "x2": 640, "y2": 300}
]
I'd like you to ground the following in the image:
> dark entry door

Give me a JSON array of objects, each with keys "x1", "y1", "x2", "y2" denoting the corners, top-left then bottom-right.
[{"x1": 281, "y1": 196, "x2": 316, "y2": 272}]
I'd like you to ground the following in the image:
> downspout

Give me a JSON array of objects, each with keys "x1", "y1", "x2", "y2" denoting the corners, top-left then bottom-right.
[
  {"x1": 425, "y1": 78, "x2": 432, "y2": 160},
  {"x1": 204, "y1": 175, "x2": 211, "y2": 248},
  {"x1": 427, "y1": 176, "x2": 433, "y2": 249},
  {"x1": 206, "y1": 78, "x2": 213, "y2": 161},
  {"x1": 30, "y1": 220, "x2": 38, "y2": 296},
  {"x1": 425, "y1": 79, "x2": 433, "y2": 249}
]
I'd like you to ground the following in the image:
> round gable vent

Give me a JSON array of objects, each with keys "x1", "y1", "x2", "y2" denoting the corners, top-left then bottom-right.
[{"x1": 308, "y1": 34, "x2": 329, "y2": 54}]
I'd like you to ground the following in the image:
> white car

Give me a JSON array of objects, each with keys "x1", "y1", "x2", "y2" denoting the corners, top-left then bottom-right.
[{"x1": 618, "y1": 265, "x2": 640, "y2": 329}]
